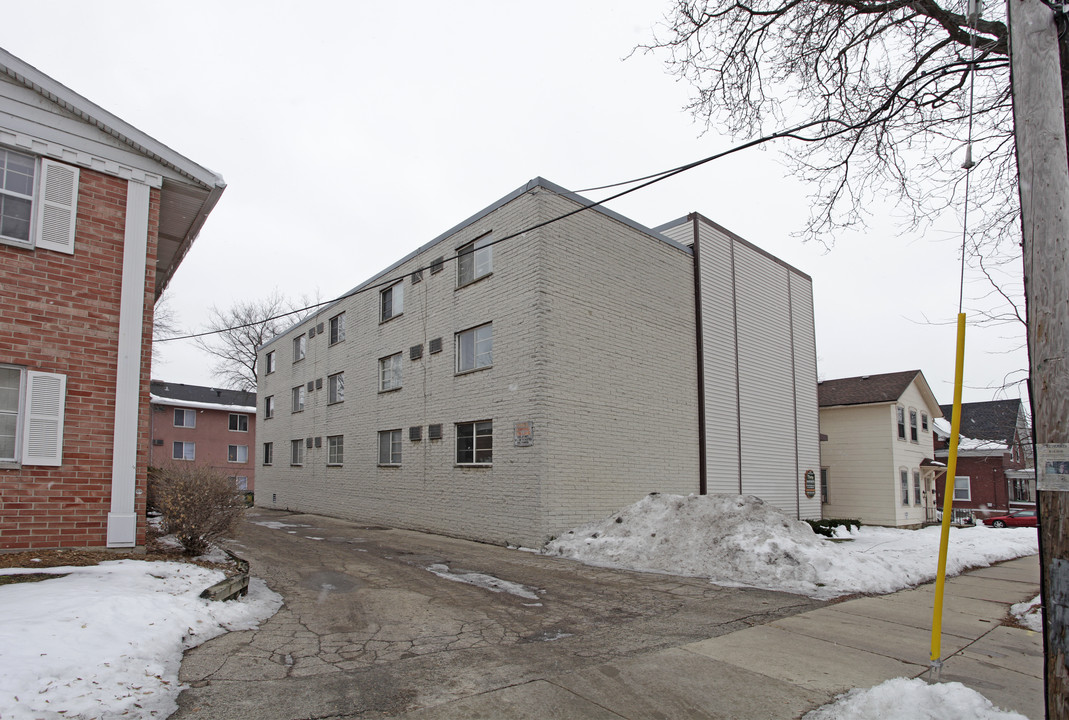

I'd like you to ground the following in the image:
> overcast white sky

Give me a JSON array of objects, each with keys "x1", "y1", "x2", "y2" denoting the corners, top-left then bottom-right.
[{"x1": 2, "y1": 1, "x2": 1027, "y2": 405}]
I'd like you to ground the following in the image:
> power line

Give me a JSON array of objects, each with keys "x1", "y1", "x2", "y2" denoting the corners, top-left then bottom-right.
[{"x1": 158, "y1": 116, "x2": 849, "y2": 345}]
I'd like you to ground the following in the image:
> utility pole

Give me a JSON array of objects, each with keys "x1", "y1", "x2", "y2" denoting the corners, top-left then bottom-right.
[{"x1": 1008, "y1": 0, "x2": 1069, "y2": 717}]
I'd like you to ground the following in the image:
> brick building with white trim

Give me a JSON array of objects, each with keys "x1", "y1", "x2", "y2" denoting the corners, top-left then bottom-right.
[
  {"x1": 0, "y1": 49, "x2": 224, "y2": 550},
  {"x1": 256, "y1": 179, "x2": 819, "y2": 548}
]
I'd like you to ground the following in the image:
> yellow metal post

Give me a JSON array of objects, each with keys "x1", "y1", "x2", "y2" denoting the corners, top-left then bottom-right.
[{"x1": 930, "y1": 313, "x2": 967, "y2": 676}]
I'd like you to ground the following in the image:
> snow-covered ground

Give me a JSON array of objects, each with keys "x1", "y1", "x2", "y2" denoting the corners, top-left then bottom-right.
[
  {"x1": 545, "y1": 493, "x2": 1039, "y2": 599},
  {"x1": 0, "y1": 560, "x2": 281, "y2": 720},
  {"x1": 803, "y1": 678, "x2": 1029, "y2": 720}
]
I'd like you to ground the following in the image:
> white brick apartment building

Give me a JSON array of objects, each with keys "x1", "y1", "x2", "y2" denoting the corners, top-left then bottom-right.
[{"x1": 256, "y1": 178, "x2": 820, "y2": 547}]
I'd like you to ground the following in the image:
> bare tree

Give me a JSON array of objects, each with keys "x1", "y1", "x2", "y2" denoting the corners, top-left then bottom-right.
[
  {"x1": 151, "y1": 290, "x2": 181, "y2": 369},
  {"x1": 195, "y1": 289, "x2": 317, "y2": 392},
  {"x1": 640, "y1": 0, "x2": 1022, "y2": 287}
]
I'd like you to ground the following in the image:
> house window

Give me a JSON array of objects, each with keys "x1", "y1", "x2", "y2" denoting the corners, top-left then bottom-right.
[
  {"x1": 328, "y1": 372, "x2": 345, "y2": 404},
  {"x1": 173, "y1": 441, "x2": 195, "y2": 461},
  {"x1": 380, "y1": 353, "x2": 402, "y2": 391},
  {"x1": 900, "y1": 469, "x2": 909, "y2": 506},
  {"x1": 913, "y1": 471, "x2": 922, "y2": 505},
  {"x1": 909, "y1": 409, "x2": 918, "y2": 442},
  {"x1": 0, "y1": 365, "x2": 23, "y2": 462},
  {"x1": 0, "y1": 148, "x2": 35, "y2": 244},
  {"x1": 229, "y1": 413, "x2": 249, "y2": 432},
  {"x1": 1011, "y1": 478, "x2": 1032, "y2": 503},
  {"x1": 174, "y1": 408, "x2": 196, "y2": 428},
  {"x1": 293, "y1": 335, "x2": 306, "y2": 362},
  {"x1": 327, "y1": 435, "x2": 344, "y2": 466},
  {"x1": 329, "y1": 313, "x2": 346, "y2": 345},
  {"x1": 378, "y1": 429, "x2": 402, "y2": 465},
  {"x1": 457, "y1": 235, "x2": 492, "y2": 286},
  {"x1": 265, "y1": 395, "x2": 274, "y2": 419},
  {"x1": 456, "y1": 323, "x2": 492, "y2": 373},
  {"x1": 228, "y1": 445, "x2": 249, "y2": 463},
  {"x1": 456, "y1": 420, "x2": 492, "y2": 465},
  {"x1": 820, "y1": 467, "x2": 829, "y2": 504},
  {"x1": 896, "y1": 406, "x2": 906, "y2": 440},
  {"x1": 265, "y1": 350, "x2": 276, "y2": 375},
  {"x1": 921, "y1": 413, "x2": 929, "y2": 432},
  {"x1": 292, "y1": 385, "x2": 305, "y2": 413},
  {"x1": 234, "y1": 476, "x2": 248, "y2": 492},
  {"x1": 953, "y1": 476, "x2": 971, "y2": 501},
  {"x1": 381, "y1": 282, "x2": 403, "y2": 322},
  {"x1": 263, "y1": 442, "x2": 273, "y2": 466},
  {"x1": 290, "y1": 439, "x2": 304, "y2": 466}
]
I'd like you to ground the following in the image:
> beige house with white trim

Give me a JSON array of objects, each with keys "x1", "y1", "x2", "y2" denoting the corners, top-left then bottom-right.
[
  {"x1": 256, "y1": 178, "x2": 820, "y2": 547},
  {"x1": 818, "y1": 370, "x2": 944, "y2": 527}
]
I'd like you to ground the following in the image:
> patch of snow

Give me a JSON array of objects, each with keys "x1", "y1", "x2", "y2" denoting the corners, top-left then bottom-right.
[
  {"x1": 426, "y1": 563, "x2": 540, "y2": 600},
  {"x1": 0, "y1": 560, "x2": 281, "y2": 720},
  {"x1": 306, "y1": 536, "x2": 325, "y2": 541},
  {"x1": 253, "y1": 520, "x2": 311, "y2": 530},
  {"x1": 803, "y1": 678, "x2": 1028, "y2": 719},
  {"x1": 149, "y1": 394, "x2": 256, "y2": 413},
  {"x1": 1011, "y1": 594, "x2": 1042, "y2": 633},
  {"x1": 544, "y1": 494, "x2": 1038, "y2": 599}
]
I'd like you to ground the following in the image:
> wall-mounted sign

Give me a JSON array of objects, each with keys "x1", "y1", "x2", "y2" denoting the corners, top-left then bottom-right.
[
  {"x1": 804, "y1": 469, "x2": 816, "y2": 498},
  {"x1": 514, "y1": 421, "x2": 533, "y2": 447}
]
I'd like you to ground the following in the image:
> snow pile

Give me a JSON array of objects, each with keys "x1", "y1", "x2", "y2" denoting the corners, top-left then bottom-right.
[
  {"x1": 1012, "y1": 594, "x2": 1043, "y2": 633},
  {"x1": 427, "y1": 563, "x2": 541, "y2": 600},
  {"x1": 0, "y1": 560, "x2": 282, "y2": 720},
  {"x1": 544, "y1": 493, "x2": 1038, "y2": 599},
  {"x1": 803, "y1": 678, "x2": 1028, "y2": 719}
]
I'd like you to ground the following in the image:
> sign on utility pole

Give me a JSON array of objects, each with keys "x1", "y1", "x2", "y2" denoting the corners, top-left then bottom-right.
[{"x1": 1008, "y1": 0, "x2": 1069, "y2": 717}]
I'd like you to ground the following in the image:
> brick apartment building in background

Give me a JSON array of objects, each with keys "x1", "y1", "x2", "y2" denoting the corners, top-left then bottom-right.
[
  {"x1": 256, "y1": 177, "x2": 821, "y2": 548},
  {"x1": 0, "y1": 48, "x2": 224, "y2": 550},
  {"x1": 149, "y1": 381, "x2": 257, "y2": 494}
]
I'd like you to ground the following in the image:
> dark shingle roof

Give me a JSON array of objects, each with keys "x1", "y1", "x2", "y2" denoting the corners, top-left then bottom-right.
[
  {"x1": 150, "y1": 380, "x2": 256, "y2": 408},
  {"x1": 938, "y1": 399, "x2": 1023, "y2": 445},
  {"x1": 818, "y1": 370, "x2": 922, "y2": 407}
]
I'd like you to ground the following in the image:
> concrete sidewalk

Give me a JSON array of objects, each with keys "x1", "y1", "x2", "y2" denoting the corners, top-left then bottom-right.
[{"x1": 394, "y1": 556, "x2": 1042, "y2": 719}]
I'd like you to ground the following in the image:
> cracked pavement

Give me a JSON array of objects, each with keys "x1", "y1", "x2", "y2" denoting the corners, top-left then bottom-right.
[{"x1": 172, "y1": 508, "x2": 823, "y2": 719}]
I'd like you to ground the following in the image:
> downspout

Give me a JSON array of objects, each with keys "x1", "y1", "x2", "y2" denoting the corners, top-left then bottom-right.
[{"x1": 691, "y1": 214, "x2": 707, "y2": 495}]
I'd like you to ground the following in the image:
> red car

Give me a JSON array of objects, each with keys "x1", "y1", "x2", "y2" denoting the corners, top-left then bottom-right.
[{"x1": 983, "y1": 510, "x2": 1037, "y2": 528}]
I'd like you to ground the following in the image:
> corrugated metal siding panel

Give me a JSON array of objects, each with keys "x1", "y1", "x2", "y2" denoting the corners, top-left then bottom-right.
[
  {"x1": 658, "y1": 221, "x2": 694, "y2": 247},
  {"x1": 791, "y1": 274, "x2": 822, "y2": 519},
  {"x1": 735, "y1": 244, "x2": 798, "y2": 512},
  {"x1": 696, "y1": 222, "x2": 741, "y2": 493}
]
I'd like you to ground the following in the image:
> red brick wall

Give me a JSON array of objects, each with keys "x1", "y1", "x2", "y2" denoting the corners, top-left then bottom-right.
[
  {"x1": 0, "y1": 168, "x2": 159, "y2": 550},
  {"x1": 935, "y1": 453, "x2": 1019, "y2": 516},
  {"x1": 148, "y1": 405, "x2": 256, "y2": 491}
]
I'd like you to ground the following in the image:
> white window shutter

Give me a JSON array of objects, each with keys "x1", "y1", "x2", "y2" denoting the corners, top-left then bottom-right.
[
  {"x1": 35, "y1": 159, "x2": 79, "y2": 254},
  {"x1": 22, "y1": 371, "x2": 66, "y2": 466}
]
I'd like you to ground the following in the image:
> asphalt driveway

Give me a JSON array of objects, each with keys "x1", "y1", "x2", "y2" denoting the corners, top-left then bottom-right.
[{"x1": 172, "y1": 508, "x2": 824, "y2": 720}]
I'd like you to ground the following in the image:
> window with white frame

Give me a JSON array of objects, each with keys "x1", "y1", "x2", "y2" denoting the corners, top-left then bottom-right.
[
  {"x1": 265, "y1": 350, "x2": 276, "y2": 374},
  {"x1": 234, "y1": 476, "x2": 248, "y2": 491},
  {"x1": 896, "y1": 406, "x2": 906, "y2": 440},
  {"x1": 820, "y1": 467, "x2": 829, "y2": 504},
  {"x1": 229, "y1": 413, "x2": 249, "y2": 432},
  {"x1": 0, "y1": 365, "x2": 23, "y2": 462},
  {"x1": 457, "y1": 235, "x2": 493, "y2": 286},
  {"x1": 174, "y1": 408, "x2": 196, "y2": 428},
  {"x1": 1011, "y1": 477, "x2": 1032, "y2": 503},
  {"x1": 953, "y1": 476, "x2": 971, "y2": 501},
  {"x1": 293, "y1": 335, "x2": 306, "y2": 362},
  {"x1": 292, "y1": 385, "x2": 305, "y2": 413},
  {"x1": 1, "y1": 151, "x2": 78, "y2": 253},
  {"x1": 900, "y1": 469, "x2": 909, "y2": 505},
  {"x1": 909, "y1": 409, "x2": 918, "y2": 442},
  {"x1": 329, "y1": 372, "x2": 345, "y2": 404},
  {"x1": 381, "y1": 282, "x2": 403, "y2": 322},
  {"x1": 456, "y1": 323, "x2": 492, "y2": 373},
  {"x1": 379, "y1": 353, "x2": 402, "y2": 391},
  {"x1": 329, "y1": 313, "x2": 346, "y2": 345},
  {"x1": 456, "y1": 420, "x2": 492, "y2": 464},
  {"x1": 173, "y1": 441, "x2": 195, "y2": 461},
  {"x1": 378, "y1": 429, "x2": 401, "y2": 465},
  {"x1": 265, "y1": 395, "x2": 274, "y2": 419},
  {"x1": 913, "y1": 471, "x2": 922, "y2": 505},
  {"x1": 290, "y1": 439, "x2": 304, "y2": 466},
  {"x1": 0, "y1": 367, "x2": 64, "y2": 465},
  {"x1": 327, "y1": 435, "x2": 344, "y2": 465},
  {"x1": 921, "y1": 413, "x2": 929, "y2": 432},
  {"x1": 263, "y1": 441, "x2": 273, "y2": 466},
  {"x1": 228, "y1": 445, "x2": 248, "y2": 463}
]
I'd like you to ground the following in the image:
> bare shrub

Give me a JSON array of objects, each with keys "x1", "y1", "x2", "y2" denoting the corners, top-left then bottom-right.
[{"x1": 149, "y1": 465, "x2": 245, "y2": 555}]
